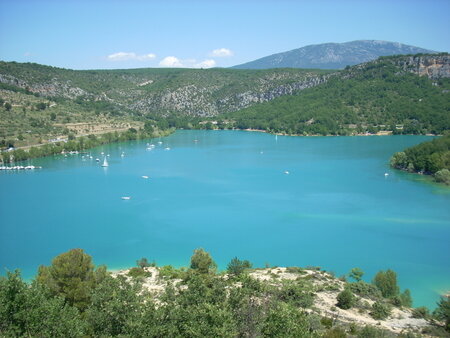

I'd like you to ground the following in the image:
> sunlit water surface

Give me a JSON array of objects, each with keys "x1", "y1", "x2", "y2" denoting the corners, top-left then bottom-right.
[{"x1": 1, "y1": 130, "x2": 449, "y2": 308}]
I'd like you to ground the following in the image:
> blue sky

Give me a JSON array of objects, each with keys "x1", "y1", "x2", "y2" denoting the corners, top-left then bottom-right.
[{"x1": 0, "y1": 0, "x2": 449, "y2": 70}]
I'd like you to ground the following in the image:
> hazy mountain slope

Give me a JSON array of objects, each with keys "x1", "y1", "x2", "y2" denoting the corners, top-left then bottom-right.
[{"x1": 232, "y1": 40, "x2": 436, "y2": 69}]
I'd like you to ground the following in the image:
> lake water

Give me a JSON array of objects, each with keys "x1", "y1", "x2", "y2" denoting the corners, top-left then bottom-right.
[{"x1": 1, "y1": 130, "x2": 449, "y2": 308}]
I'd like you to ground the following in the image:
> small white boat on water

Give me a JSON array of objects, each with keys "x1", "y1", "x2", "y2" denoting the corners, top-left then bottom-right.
[
  {"x1": 284, "y1": 171, "x2": 290, "y2": 175},
  {"x1": 96, "y1": 158, "x2": 100, "y2": 162},
  {"x1": 121, "y1": 196, "x2": 131, "y2": 200},
  {"x1": 142, "y1": 175, "x2": 149, "y2": 179},
  {"x1": 384, "y1": 173, "x2": 389, "y2": 176},
  {"x1": 164, "y1": 147, "x2": 171, "y2": 151},
  {"x1": 102, "y1": 157, "x2": 109, "y2": 167}
]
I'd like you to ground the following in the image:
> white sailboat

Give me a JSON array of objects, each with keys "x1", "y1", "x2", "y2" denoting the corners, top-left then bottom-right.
[{"x1": 102, "y1": 157, "x2": 109, "y2": 167}]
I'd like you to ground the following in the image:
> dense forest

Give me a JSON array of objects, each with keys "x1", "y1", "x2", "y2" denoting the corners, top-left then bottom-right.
[
  {"x1": 1, "y1": 249, "x2": 449, "y2": 337},
  {"x1": 390, "y1": 135, "x2": 450, "y2": 184},
  {"x1": 224, "y1": 57, "x2": 450, "y2": 136}
]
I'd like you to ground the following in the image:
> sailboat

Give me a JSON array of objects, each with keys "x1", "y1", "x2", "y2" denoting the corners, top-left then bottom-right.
[{"x1": 102, "y1": 157, "x2": 109, "y2": 167}]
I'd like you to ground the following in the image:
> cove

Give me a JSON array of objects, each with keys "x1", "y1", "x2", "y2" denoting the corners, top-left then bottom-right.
[{"x1": 0, "y1": 130, "x2": 449, "y2": 309}]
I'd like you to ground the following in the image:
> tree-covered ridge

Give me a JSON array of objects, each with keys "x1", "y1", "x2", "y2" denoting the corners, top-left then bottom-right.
[
  {"x1": 0, "y1": 61, "x2": 331, "y2": 114},
  {"x1": 225, "y1": 55, "x2": 450, "y2": 136},
  {"x1": 390, "y1": 135, "x2": 450, "y2": 184},
  {"x1": 0, "y1": 61, "x2": 330, "y2": 148},
  {"x1": 1, "y1": 248, "x2": 449, "y2": 337}
]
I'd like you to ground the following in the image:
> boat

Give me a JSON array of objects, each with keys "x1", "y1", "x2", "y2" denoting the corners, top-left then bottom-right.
[
  {"x1": 384, "y1": 173, "x2": 389, "y2": 176},
  {"x1": 121, "y1": 196, "x2": 131, "y2": 200},
  {"x1": 142, "y1": 175, "x2": 149, "y2": 179},
  {"x1": 284, "y1": 171, "x2": 290, "y2": 175},
  {"x1": 102, "y1": 157, "x2": 109, "y2": 167}
]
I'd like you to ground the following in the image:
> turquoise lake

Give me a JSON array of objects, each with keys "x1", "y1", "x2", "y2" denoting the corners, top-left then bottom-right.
[{"x1": 1, "y1": 130, "x2": 449, "y2": 308}]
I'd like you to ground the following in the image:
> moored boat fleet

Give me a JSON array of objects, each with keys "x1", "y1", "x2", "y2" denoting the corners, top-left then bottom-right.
[{"x1": 0, "y1": 165, "x2": 42, "y2": 171}]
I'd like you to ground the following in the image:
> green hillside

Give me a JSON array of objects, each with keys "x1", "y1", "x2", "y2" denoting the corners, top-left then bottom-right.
[
  {"x1": 226, "y1": 55, "x2": 450, "y2": 136},
  {"x1": 0, "y1": 61, "x2": 329, "y2": 148},
  {"x1": 390, "y1": 135, "x2": 450, "y2": 184}
]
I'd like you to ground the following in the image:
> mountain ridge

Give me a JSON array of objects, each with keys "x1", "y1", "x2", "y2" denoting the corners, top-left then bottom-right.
[{"x1": 232, "y1": 40, "x2": 437, "y2": 70}]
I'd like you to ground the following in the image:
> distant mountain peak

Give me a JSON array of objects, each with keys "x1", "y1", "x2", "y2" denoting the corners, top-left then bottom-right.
[{"x1": 232, "y1": 40, "x2": 437, "y2": 70}]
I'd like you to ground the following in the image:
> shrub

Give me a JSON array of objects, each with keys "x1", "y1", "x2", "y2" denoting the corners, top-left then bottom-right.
[
  {"x1": 190, "y1": 248, "x2": 217, "y2": 274},
  {"x1": 336, "y1": 288, "x2": 355, "y2": 309},
  {"x1": 158, "y1": 265, "x2": 187, "y2": 280},
  {"x1": 373, "y1": 269, "x2": 399, "y2": 298},
  {"x1": 349, "y1": 267, "x2": 364, "y2": 282},
  {"x1": 370, "y1": 301, "x2": 392, "y2": 320},
  {"x1": 357, "y1": 325, "x2": 389, "y2": 337},
  {"x1": 261, "y1": 302, "x2": 310, "y2": 337},
  {"x1": 435, "y1": 169, "x2": 450, "y2": 185},
  {"x1": 400, "y1": 289, "x2": 413, "y2": 307},
  {"x1": 136, "y1": 257, "x2": 155, "y2": 268},
  {"x1": 411, "y1": 306, "x2": 429, "y2": 319},
  {"x1": 320, "y1": 317, "x2": 333, "y2": 329},
  {"x1": 277, "y1": 281, "x2": 315, "y2": 308},
  {"x1": 349, "y1": 281, "x2": 382, "y2": 300},
  {"x1": 226, "y1": 257, "x2": 252, "y2": 277},
  {"x1": 323, "y1": 327, "x2": 347, "y2": 338},
  {"x1": 127, "y1": 267, "x2": 151, "y2": 278},
  {"x1": 390, "y1": 295, "x2": 403, "y2": 307},
  {"x1": 286, "y1": 266, "x2": 305, "y2": 274},
  {"x1": 433, "y1": 296, "x2": 450, "y2": 332}
]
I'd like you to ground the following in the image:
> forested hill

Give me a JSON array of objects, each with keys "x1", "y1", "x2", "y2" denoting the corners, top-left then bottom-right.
[
  {"x1": 0, "y1": 62, "x2": 330, "y2": 116},
  {"x1": 390, "y1": 135, "x2": 450, "y2": 184},
  {"x1": 0, "y1": 54, "x2": 449, "y2": 150},
  {"x1": 225, "y1": 54, "x2": 450, "y2": 136},
  {"x1": 232, "y1": 40, "x2": 436, "y2": 70},
  {"x1": 0, "y1": 62, "x2": 331, "y2": 147}
]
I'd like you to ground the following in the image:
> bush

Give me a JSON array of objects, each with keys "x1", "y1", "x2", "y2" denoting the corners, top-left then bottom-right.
[
  {"x1": 357, "y1": 325, "x2": 389, "y2": 337},
  {"x1": 433, "y1": 296, "x2": 450, "y2": 332},
  {"x1": 277, "y1": 281, "x2": 315, "y2": 308},
  {"x1": 373, "y1": 269, "x2": 399, "y2": 298},
  {"x1": 370, "y1": 301, "x2": 392, "y2": 320},
  {"x1": 349, "y1": 267, "x2": 364, "y2": 282},
  {"x1": 435, "y1": 169, "x2": 450, "y2": 185},
  {"x1": 261, "y1": 302, "x2": 310, "y2": 337},
  {"x1": 400, "y1": 289, "x2": 413, "y2": 307},
  {"x1": 158, "y1": 265, "x2": 188, "y2": 280},
  {"x1": 320, "y1": 317, "x2": 333, "y2": 329},
  {"x1": 127, "y1": 267, "x2": 151, "y2": 278},
  {"x1": 136, "y1": 257, "x2": 156, "y2": 268},
  {"x1": 286, "y1": 266, "x2": 306, "y2": 274},
  {"x1": 349, "y1": 281, "x2": 382, "y2": 300},
  {"x1": 226, "y1": 257, "x2": 252, "y2": 277},
  {"x1": 190, "y1": 248, "x2": 217, "y2": 274},
  {"x1": 323, "y1": 327, "x2": 347, "y2": 338},
  {"x1": 336, "y1": 288, "x2": 355, "y2": 309},
  {"x1": 412, "y1": 306, "x2": 429, "y2": 319}
]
